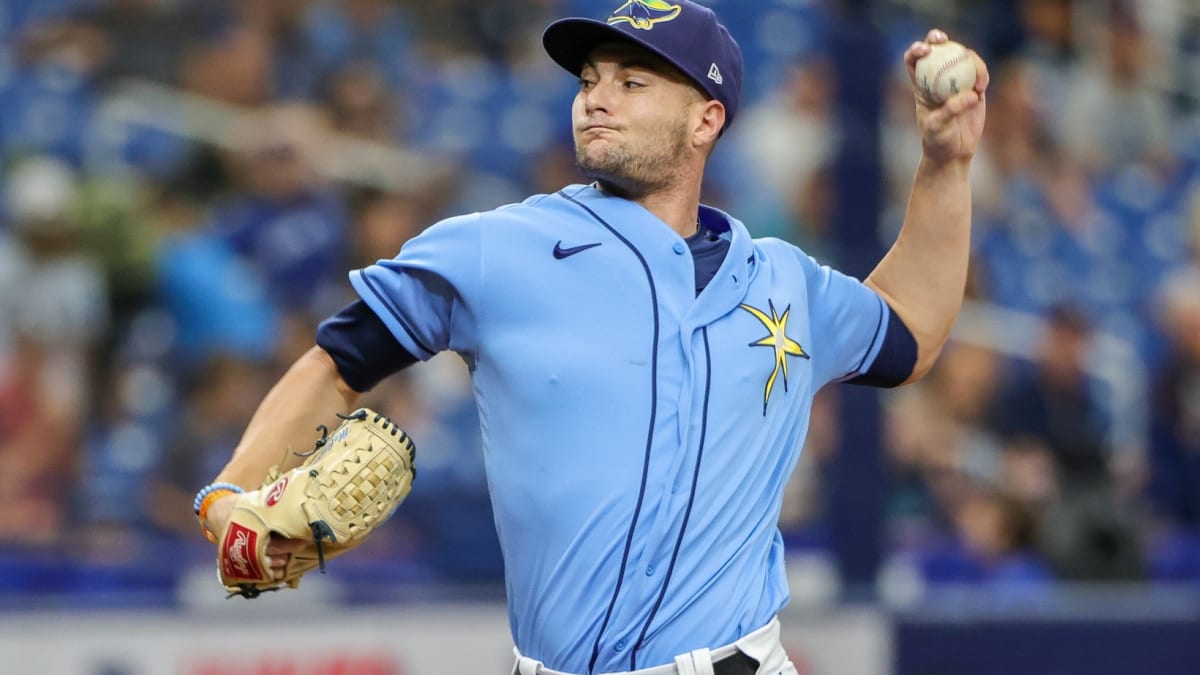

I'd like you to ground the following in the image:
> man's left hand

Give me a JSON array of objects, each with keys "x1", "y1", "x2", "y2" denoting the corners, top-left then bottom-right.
[{"x1": 905, "y1": 29, "x2": 990, "y2": 165}]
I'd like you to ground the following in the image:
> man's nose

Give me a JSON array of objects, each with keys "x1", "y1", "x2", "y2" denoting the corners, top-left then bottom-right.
[{"x1": 583, "y1": 80, "x2": 615, "y2": 114}]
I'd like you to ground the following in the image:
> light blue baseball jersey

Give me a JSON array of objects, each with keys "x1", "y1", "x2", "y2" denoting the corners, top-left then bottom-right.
[{"x1": 351, "y1": 183, "x2": 888, "y2": 673}]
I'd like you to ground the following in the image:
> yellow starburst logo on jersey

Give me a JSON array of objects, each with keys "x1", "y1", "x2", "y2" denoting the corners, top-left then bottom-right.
[{"x1": 740, "y1": 300, "x2": 809, "y2": 415}]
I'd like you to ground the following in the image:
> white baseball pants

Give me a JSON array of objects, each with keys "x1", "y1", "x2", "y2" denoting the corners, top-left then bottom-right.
[{"x1": 512, "y1": 616, "x2": 798, "y2": 675}]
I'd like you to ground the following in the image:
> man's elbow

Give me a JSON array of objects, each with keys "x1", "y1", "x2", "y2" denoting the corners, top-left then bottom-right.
[{"x1": 903, "y1": 334, "x2": 952, "y2": 384}]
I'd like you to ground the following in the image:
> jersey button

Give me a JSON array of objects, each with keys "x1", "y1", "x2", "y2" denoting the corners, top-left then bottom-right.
[
  {"x1": 645, "y1": 565, "x2": 656, "y2": 576},
  {"x1": 672, "y1": 241, "x2": 686, "y2": 255},
  {"x1": 614, "y1": 639, "x2": 627, "y2": 652}
]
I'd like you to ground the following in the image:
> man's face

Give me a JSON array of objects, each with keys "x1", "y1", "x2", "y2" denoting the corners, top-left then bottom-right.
[{"x1": 572, "y1": 42, "x2": 703, "y2": 196}]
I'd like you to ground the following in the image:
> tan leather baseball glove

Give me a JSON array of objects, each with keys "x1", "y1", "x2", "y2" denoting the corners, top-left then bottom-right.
[{"x1": 216, "y1": 408, "x2": 416, "y2": 598}]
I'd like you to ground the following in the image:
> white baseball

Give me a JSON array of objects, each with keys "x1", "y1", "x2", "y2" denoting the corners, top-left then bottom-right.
[{"x1": 914, "y1": 41, "x2": 976, "y2": 105}]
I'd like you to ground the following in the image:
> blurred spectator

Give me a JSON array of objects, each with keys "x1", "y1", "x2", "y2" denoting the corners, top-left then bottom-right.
[
  {"x1": 210, "y1": 103, "x2": 349, "y2": 316},
  {"x1": 989, "y1": 305, "x2": 1111, "y2": 492},
  {"x1": 320, "y1": 61, "x2": 404, "y2": 143},
  {"x1": 73, "y1": 175, "x2": 158, "y2": 332},
  {"x1": 1014, "y1": 0, "x2": 1078, "y2": 140},
  {"x1": 180, "y1": 16, "x2": 274, "y2": 106},
  {"x1": 999, "y1": 439, "x2": 1060, "y2": 509},
  {"x1": 954, "y1": 485, "x2": 1054, "y2": 588},
  {"x1": 155, "y1": 217, "x2": 279, "y2": 366},
  {"x1": 1146, "y1": 266, "x2": 1200, "y2": 530},
  {"x1": 1060, "y1": 0, "x2": 1173, "y2": 173},
  {"x1": 0, "y1": 156, "x2": 109, "y2": 353},
  {"x1": 145, "y1": 141, "x2": 281, "y2": 367},
  {"x1": 0, "y1": 333, "x2": 85, "y2": 546},
  {"x1": 969, "y1": 56, "x2": 1047, "y2": 222},
  {"x1": 234, "y1": 0, "x2": 327, "y2": 100},
  {"x1": 347, "y1": 188, "x2": 425, "y2": 268},
  {"x1": 884, "y1": 342, "x2": 1004, "y2": 551},
  {"x1": 731, "y1": 57, "x2": 837, "y2": 243},
  {"x1": 0, "y1": 157, "x2": 106, "y2": 547},
  {"x1": 0, "y1": 156, "x2": 102, "y2": 547}
]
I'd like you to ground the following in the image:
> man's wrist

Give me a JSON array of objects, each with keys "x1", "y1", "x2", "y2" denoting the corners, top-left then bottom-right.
[
  {"x1": 917, "y1": 154, "x2": 971, "y2": 180},
  {"x1": 194, "y1": 482, "x2": 245, "y2": 543}
]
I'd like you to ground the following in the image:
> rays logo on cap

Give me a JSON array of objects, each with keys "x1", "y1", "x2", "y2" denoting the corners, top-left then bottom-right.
[{"x1": 607, "y1": 0, "x2": 682, "y2": 30}]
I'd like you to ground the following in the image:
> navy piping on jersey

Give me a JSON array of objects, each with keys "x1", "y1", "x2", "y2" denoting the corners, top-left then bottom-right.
[
  {"x1": 560, "y1": 189, "x2": 663, "y2": 675},
  {"x1": 356, "y1": 271, "x2": 437, "y2": 357},
  {"x1": 849, "y1": 298, "x2": 886, "y2": 378},
  {"x1": 629, "y1": 327, "x2": 713, "y2": 669}
]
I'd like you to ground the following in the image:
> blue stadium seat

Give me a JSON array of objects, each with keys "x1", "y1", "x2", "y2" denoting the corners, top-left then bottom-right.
[{"x1": 1147, "y1": 530, "x2": 1200, "y2": 582}]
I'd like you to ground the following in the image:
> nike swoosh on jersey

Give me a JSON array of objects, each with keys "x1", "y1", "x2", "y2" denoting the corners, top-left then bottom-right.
[{"x1": 553, "y1": 241, "x2": 602, "y2": 259}]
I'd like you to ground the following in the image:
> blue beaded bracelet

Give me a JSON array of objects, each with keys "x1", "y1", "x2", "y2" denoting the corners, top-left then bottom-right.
[{"x1": 193, "y1": 482, "x2": 245, "y2": 514}]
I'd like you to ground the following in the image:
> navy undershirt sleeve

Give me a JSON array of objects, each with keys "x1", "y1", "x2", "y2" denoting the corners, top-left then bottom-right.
[
  {"x1": 849, "y1": 304, "x2": 918, "y2": 388},
  {"x1": 316, "y1": 300, "x2": 419, "y2": 393}
]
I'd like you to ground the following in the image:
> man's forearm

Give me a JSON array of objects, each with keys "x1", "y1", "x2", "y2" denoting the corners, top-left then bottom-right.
[
  {"x1": 866, "y1": 156, "x2": 972, "y2": 381},
  {"x1": 215, "y1": 346, "x2": 360, "y2": 488}
]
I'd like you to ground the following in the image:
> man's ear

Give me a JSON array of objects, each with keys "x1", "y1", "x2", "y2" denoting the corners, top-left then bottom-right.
[{"x1": 694, "y1": 99, "x2": 726, "y2": 151}]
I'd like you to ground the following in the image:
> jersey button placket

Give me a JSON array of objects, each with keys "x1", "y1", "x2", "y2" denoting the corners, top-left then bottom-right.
[
  {"x1": 614, "y1": 639, "x2": 627, "y2": 652},
  {"x1": 672, "y1": 241, "x2": 686, "y2": 255}
]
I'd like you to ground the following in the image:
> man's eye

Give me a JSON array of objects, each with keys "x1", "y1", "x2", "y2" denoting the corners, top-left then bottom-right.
[
  {"x1": 579, "y1": 78, "x2": 595, "y2": 90},
  {"x1": 623, "y1": 80, "x2": 645, "y2": 89}
]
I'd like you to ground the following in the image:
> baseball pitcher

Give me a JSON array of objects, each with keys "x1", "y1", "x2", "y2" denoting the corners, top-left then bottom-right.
[{"x1": 195, "y1": 1, "x2": 988, "y2": 673}]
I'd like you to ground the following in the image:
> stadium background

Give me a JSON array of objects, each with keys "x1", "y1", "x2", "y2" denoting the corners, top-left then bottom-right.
[{"x1": 0, "y1": 0, "x2": 1199, "y2": 673}]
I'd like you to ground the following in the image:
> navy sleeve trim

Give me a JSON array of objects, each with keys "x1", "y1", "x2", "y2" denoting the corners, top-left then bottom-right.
[
  {"x1": 316, "y1": 300, "x2": 419, "y2": 393},
  {"x1": 357, "y1": 271, "x2": 437, "y2": 357},
  {"x1": 849, "y1": 303, "x2": 918, "y2": 388}
]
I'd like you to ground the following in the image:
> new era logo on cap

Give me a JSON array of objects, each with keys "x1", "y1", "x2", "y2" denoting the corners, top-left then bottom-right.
[
  {"x1": 708, "y1": 63, "x2": 723, "y2": 85},
  {"x1": 542, "y1": 0, "x2": 744, "y2": 130}
]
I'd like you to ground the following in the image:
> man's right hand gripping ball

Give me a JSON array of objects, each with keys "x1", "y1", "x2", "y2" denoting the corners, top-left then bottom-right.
[{"x1": 203, "y1": 409, "x2": 416, "y2": 598}]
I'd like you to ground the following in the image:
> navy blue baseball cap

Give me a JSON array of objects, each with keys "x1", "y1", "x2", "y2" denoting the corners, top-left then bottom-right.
[{"x1": 543, "y1": 0, "x2": 744, "y2": 130}]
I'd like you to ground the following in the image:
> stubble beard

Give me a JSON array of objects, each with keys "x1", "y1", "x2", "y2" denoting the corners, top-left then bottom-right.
[{"x1": 576, "y1": 118, "x2": 690, "y2": 199}]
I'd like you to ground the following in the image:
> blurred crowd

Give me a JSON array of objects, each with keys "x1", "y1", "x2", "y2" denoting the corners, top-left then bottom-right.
[{"x1": 0, "y1": 0, "x2": 1198, "y2": 604}]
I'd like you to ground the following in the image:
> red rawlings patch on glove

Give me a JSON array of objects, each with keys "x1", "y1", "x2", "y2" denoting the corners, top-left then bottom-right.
[{"x1": 221, "y1": 522, "x2": 265, "y2": 581}]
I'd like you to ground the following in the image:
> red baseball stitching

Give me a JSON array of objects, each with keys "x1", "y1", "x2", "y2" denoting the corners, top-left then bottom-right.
[{"x1": 932, "y1": 49, "x2": 971, "y2": 98}]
